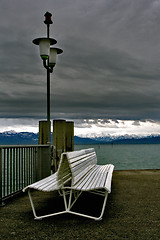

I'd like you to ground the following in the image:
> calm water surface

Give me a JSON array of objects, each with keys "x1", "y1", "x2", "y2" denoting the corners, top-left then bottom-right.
[{"x1": 75, "y1": 144, "x2": 160, "y2": 170}]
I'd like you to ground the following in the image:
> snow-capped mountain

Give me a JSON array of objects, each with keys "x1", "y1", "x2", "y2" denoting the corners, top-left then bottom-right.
[
  {"x1": 0, "y1": 131, "x2": 160, "y2": 145},
  {"x1": 94, "y1": 135, "x2": 160, "y2": 144},
  {"x1": 0, "y1": 131, "x2": 39, "y2": 145}
]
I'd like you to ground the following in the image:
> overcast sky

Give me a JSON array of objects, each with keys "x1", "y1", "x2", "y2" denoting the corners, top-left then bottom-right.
[{"x1": 0, "y1": 0, "x2": 160, "y2": 136}]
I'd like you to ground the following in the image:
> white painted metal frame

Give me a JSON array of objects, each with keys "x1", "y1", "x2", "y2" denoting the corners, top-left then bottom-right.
[
  {"x1": 24, "y1": 148, "x2": 114, "y2": 221},
  {"x1": 27, "y1": 188, "x2": 108, "y2": 221}
]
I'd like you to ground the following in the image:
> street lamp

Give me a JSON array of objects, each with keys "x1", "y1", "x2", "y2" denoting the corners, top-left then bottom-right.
[{"x1": 33, "y1": 12, "x2": 63, "y2": 123}]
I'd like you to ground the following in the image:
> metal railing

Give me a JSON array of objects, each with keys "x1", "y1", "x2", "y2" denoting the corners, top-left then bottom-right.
[{"x1": 0, "y1": 144, "x2": 51, "y2": 205}]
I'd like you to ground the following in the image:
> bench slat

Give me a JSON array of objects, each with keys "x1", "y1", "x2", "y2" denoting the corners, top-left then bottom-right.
[
  {"x1": 86, "y1": 165, "x2": 108, "y2": 189},
  {"x1": 71, "y1": 157, "x2": 96, "y2": 177},
  {"x1": 66, "y1": 148, "x2": 96, "y2": 160},
  {"x1": 77, "y1": 167, "x2": 101, "y2": 190},
  {"x1": 72, "y1": 165, "x2": 109, "y2": 190},
  {"x1": 69, "y1": 152, "x2": 96, "y2": 164},
  {"x1": 104, "y1": 164, "x2": 114, "y2": 193},
  {"x1": 93, "y1": 165, "x2": 110, "y2": 189},
  {"x1": 70, "y1": 154, "x2": 96, "y2": 169},
  {"x1": 73, "y1": 165, "x2": 98, "y2": 190},
  {"x1": 23, "y1": 172, "x2": 59, "y2": 192},
  {"x1": 69, "y1": 153, "x2": 97, "y2": 174},
  {"x1": 72, "y1": 165, "x2": 95, "y2": 185}
]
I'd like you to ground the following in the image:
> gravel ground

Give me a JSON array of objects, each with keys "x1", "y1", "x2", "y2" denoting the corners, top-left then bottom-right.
[{"x1": 0, "y1": 170, "x2": 160, "y2": 240}]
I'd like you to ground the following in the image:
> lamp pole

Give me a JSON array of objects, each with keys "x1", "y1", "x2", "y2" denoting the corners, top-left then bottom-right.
[
  {"x1": 33, "y1": 12, "x2": 63, "y2": 143},
  {"x1": 44, "y1": 12, "x2": 52, "y2": 122}
]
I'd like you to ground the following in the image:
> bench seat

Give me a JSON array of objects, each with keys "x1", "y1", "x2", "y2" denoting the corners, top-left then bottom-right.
[
  {"x1": 23, "y1": 148, "x2": 114, "y2": 221},
  {"x1": 24, "y1": 172, "x2": 59, "y2": 192},
  {"x1": 71, "y1": 164, "x2": 113, "y2": 191}
]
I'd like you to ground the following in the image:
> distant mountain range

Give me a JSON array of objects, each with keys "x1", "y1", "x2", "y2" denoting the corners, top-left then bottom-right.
[
  {"x1": 75, "y1": 135, "x2": 160, "y2": 144},
  {"x1": 0, "y1": 131, "x2": 160, "y2": 145},
  {"x1": 0, "y1": 131, "x2": 38, "y2": 145}
]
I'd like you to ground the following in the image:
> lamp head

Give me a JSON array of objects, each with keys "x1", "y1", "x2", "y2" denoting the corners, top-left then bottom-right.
[
  {"x1": 33, "y1": 37, "x2": 57, "y2": 60},
  {"x1": 49, "y1": 47, "x2": 63, "y2": 67}
]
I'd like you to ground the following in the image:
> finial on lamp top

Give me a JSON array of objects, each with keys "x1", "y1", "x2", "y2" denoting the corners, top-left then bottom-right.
[{"x1": 44, "y1": 12, "x2": 53, "y2": 25}]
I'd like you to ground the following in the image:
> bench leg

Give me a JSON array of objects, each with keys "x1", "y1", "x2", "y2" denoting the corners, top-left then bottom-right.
[
  {"x1": 28, "y1": 189, "x2": 38, "y2": 219},
  {"x1": 96, "y1": 191, "x2": 108, "y2": 221},
  {"x1": 68, "y1": 189, "x2": 83, "y2": 210},
  {"x1": 27, "y1": 189, "x2": 67, "y2": 220},
  {"x1": 66, "y1": 189, "x2": 109, "y2": 221}
]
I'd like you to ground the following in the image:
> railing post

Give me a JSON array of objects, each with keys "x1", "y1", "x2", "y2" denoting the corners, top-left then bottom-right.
[{"x1": 0, "y1": 148, "x2": 4, "y2": 206}]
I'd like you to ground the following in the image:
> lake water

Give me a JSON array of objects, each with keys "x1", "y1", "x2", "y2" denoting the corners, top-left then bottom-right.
[{"x1": 74, "y1": 144, "x2": 160, "y2": 170}]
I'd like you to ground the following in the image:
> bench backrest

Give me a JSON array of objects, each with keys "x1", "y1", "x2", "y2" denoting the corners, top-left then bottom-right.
[{"x1": 57, "y1": 148, "x2": 97, "y2": 187}]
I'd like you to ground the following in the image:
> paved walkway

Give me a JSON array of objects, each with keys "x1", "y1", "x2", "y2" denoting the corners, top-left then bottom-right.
[{"x1": 0, "y1": 170, "x2": 160, "y2": 240}]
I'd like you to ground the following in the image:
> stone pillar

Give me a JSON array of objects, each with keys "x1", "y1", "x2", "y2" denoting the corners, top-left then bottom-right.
[
  {"x1": 36, "y1": 145, "x2": 51, "y2": 181},
  {"x1": 53, "y1": 120, "x2": 66, "y2": 171},
  {"x1": 39, "y1": 121, "x2": 51, "y2": 144},
  {"x1": 65, "y1": 121, "x2": 74, "y2": 152}
]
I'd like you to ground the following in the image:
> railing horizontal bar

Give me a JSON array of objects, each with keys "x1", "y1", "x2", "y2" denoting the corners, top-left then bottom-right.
[
  {"x1": 2, "y1": 189, "x2": 23, "y2": 201},
  {"x1": 0, "y1": 144, "x2": 50, "y2": 148}
]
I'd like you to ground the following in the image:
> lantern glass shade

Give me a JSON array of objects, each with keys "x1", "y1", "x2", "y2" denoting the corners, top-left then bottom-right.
[
  {"x1": 39, "y1": 39, "x2": 50, "y2": 59},
  {"x1": 32, "y1": 38, "x2": 57, "y2": 60},
  {"x1": 49, "y1": 48, "x2": 63, "y2": 67},
  {"x1": 49, "y1": 48, "x2": 57, "y2": 66}
]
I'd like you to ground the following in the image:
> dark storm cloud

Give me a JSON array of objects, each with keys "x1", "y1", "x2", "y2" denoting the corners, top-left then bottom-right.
[{"x1": 0, "y1": 0, "x2": 160, "y2": 123}]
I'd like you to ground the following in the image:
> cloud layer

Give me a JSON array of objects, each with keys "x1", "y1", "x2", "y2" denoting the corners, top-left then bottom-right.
[
  {"x1": 75, "y1": 119, "x2": 160, "y2": 138},
  {"x1": 0, "y1": 0, "x2": 160, "y2": 134}
]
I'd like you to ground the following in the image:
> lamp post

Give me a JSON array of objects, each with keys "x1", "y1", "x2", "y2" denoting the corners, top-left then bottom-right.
[{"x1": 33, "y1": 12, "x2": 63, "y2": 143}]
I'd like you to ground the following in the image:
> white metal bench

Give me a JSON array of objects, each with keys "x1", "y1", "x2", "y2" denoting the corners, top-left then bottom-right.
[{"x1": 23, "y1": 148, "x2": 114, "y2": 221}]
